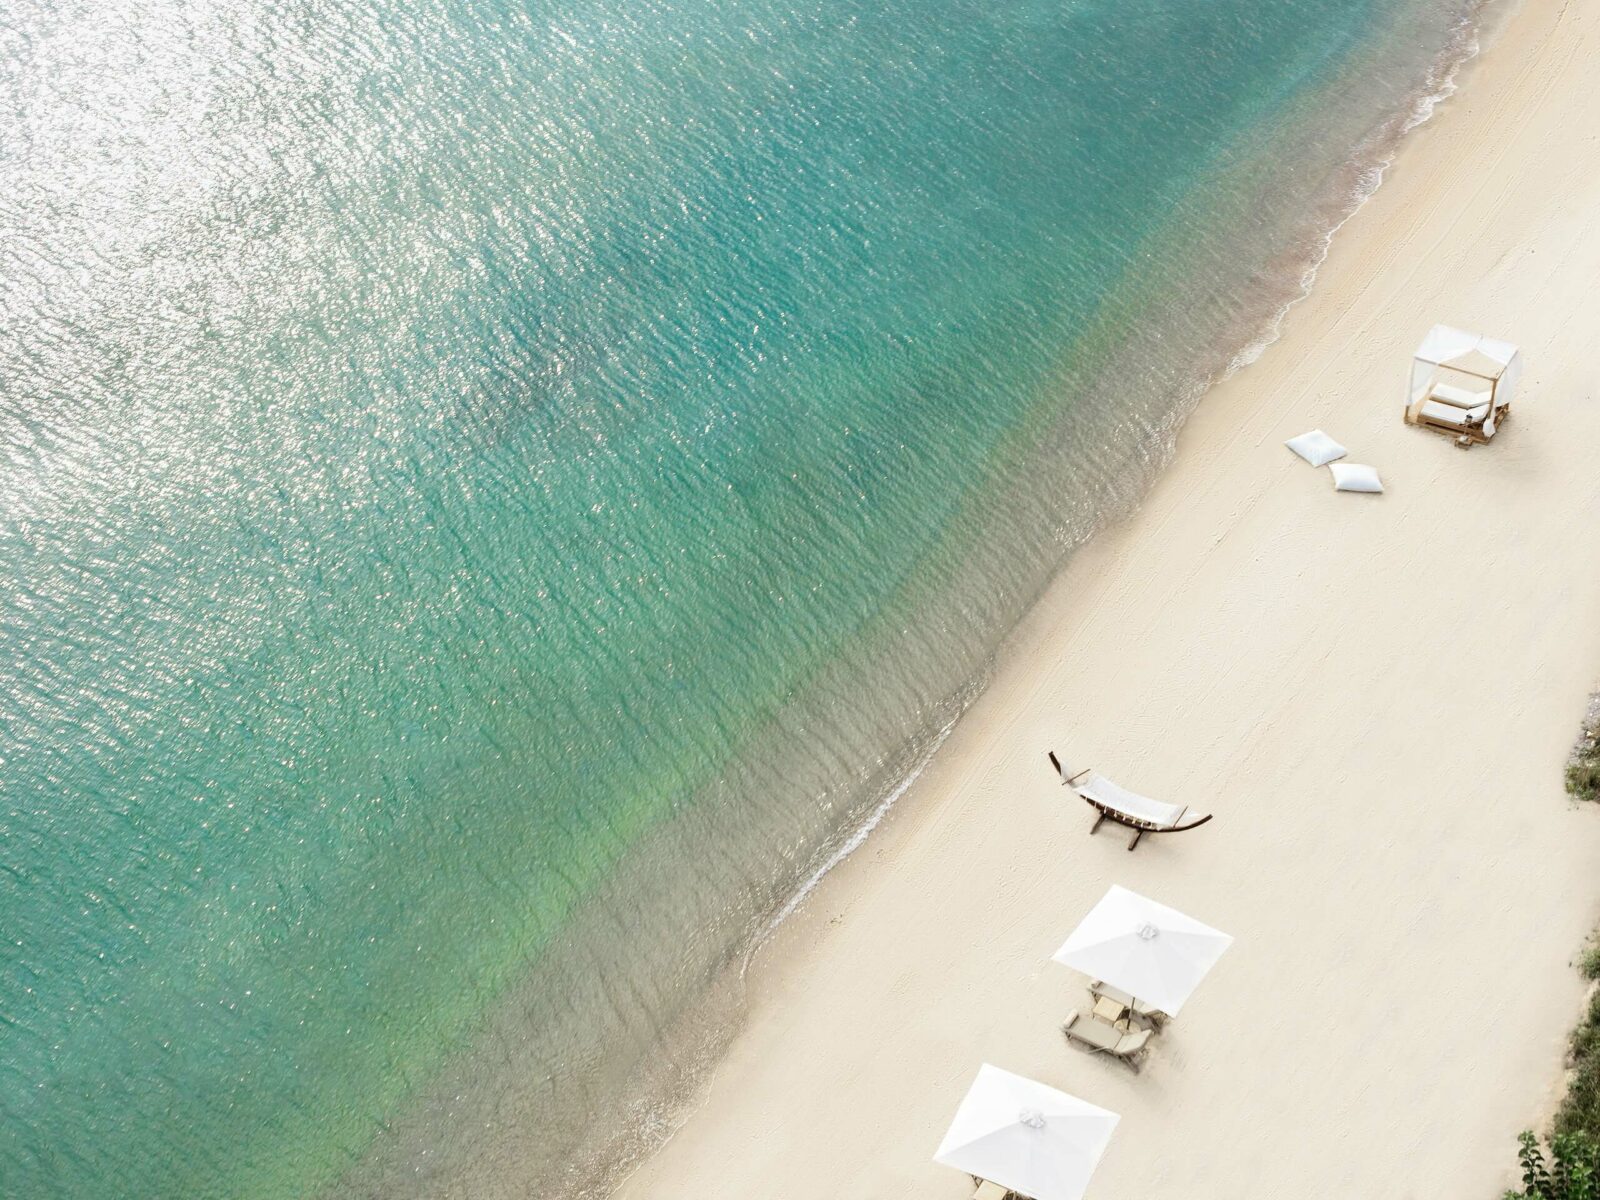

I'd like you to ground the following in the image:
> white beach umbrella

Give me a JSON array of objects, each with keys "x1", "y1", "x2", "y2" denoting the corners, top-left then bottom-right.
[
  {"x1": 1052, "y1": 885, "x2": 1233, "y2": 1016},
  {"x1": 934, "y1": 1064, "x2": 1119, "y2": 1200}
]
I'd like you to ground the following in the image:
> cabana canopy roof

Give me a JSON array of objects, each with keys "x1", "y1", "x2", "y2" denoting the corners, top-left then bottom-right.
[{"x1": 1413, "y1": 325, "x2": 1519, "y2": 378}]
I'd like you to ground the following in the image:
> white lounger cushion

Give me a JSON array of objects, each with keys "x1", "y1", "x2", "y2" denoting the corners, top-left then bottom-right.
[
  {"x1": 1284, "y1": 429, "x2": 1347, "y2": 467},
  {"x1": 1329, "y1": 463, "x2": 1384, "y2": 493},
  {"x1": 1420, "y1": 399, "x2": 1490, "y2": 427},
  {"x1": 1076, "y1": 773, "x2": 1192, "y2": 828},
  {"x1": 1430, "y1": 381, "x2": 1492, "y2": 408}
]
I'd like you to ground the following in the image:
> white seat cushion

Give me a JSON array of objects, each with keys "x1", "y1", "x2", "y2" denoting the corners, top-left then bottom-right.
[
  {"x1": 1430, "y1": 381, "x2": 1492, "y2": 408},
  {"x1": 1284, "y1": 429, "x2": 1348, "y2": 467},
  {"x1": 1330, "y1": 463, "x2": 1384, "y2": 494},
  {"x1": 1420, "y1": 399, "x2": 1489, "y2": 427}
]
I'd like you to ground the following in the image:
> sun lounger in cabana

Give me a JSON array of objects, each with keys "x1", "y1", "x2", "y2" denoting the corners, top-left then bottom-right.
[
  {"x1": 1062, "y1": 1011, "x2": 1154, "y2": 1071},
  {"x1": 1046, "y1": 752, "x2": 1212, "y2": 850}
]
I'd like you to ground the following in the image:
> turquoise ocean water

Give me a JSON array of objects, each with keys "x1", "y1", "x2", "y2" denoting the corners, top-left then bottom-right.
[{"x1": 2, "y1": 0, "x2": 1476, "y2": 1195}]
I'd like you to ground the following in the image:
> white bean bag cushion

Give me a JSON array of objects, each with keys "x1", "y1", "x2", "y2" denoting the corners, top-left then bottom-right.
[
  {"x1": 1284, "y1": 429, "x2": 1347, "y2": 467},
  {"x1": 1330, "y1": 463, "x2": 1384, "y2": 493}
]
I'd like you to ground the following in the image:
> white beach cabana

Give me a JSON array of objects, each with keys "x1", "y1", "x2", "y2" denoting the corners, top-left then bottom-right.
[
  {"x1": 1405, "y1": 324, "x2": 1521, "y2": 445},
  {"x1": 1052, "y1": 886, "x2": 1233, "y2": 1017},
  {"x1": 934, "y1": 1064, "x2": 1119, "y2": 1200}
]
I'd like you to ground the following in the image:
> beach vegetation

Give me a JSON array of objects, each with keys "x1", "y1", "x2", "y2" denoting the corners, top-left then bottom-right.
[
  {"x1": 1506, "y1": 700, "x2": 1600, "y2": 1194},
  {"x1": 1569, "y1": 756, "x2": 1600, "y2": 804},
  {"x1": 1504, "y1": 1130, "x2": 1600, "y2": 1200},
  {"x1": 1509, "y1": 962, "x2": 1600, "y2": 1192},
  {"x1": 1557, "y1": 990, "x2": 1600, "y2": 1146},
  {"x1": 1567, "y1": 699, "x2": 1600, "y2": 803},
  {"x1": 1580, "y1": 941, "x2": 1600, "y2": 983}
]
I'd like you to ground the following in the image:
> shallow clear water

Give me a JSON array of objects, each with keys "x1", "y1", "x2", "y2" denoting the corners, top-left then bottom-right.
[{"x1": 1, "y1": 0, "x2": 1473, "y2": 1195}]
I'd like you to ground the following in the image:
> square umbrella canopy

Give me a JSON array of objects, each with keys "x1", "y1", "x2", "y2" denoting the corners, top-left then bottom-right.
[
  {"x1": 934, "y1": 1064, "x2": 1119, "y2": 1200},
  {"x1": 1052, "y1": 885, "x2": 1233, "y2": 1016}
]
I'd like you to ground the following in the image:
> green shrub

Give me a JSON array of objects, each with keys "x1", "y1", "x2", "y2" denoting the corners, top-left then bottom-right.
[
  {"x1": 1570, "y1": 702, "x2": 1600, "y2": 802},
  {"x1": 1560, "y1": 991, "x2": 1600, "y2": 1145},
  {"x1": 1581, "y1": 943, "x2": 1600, "y2": 983},
  {"x1": 1506, "y1": 700, "x2": 1600, "y2": 1192},
  {"x1": 1569, "y1": 758, "x2": 1600, "y2": 804},
  {"x1": 1504, "y1": 1130, "x2": 1600, "y2": 1199}
]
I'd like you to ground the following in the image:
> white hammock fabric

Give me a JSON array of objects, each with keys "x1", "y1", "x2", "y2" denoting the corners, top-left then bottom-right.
[{"x1": 1075, "y1": 774, "x2": 1196, "y2": 829}]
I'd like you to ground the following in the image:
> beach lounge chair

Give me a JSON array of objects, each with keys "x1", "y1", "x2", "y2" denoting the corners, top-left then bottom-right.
[
  {"x1": 1089, "y1": 980, "x2": 1170, "y2": 1030},
  {"x1": 1047, "y1": 752, "x2": 1212, "y2": 850},
  {"x1": 1062, "y1": 1011, "x2": 1154, "y2": 1071},
  {"x1": 972, "y1": 1181, "x2": 1012, "y2": 1200}
]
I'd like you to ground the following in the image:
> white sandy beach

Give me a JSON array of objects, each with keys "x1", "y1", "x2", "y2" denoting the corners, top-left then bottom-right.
[{"x1": 614, "y1": 0, "x2": 1600, "y2": 1196}]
